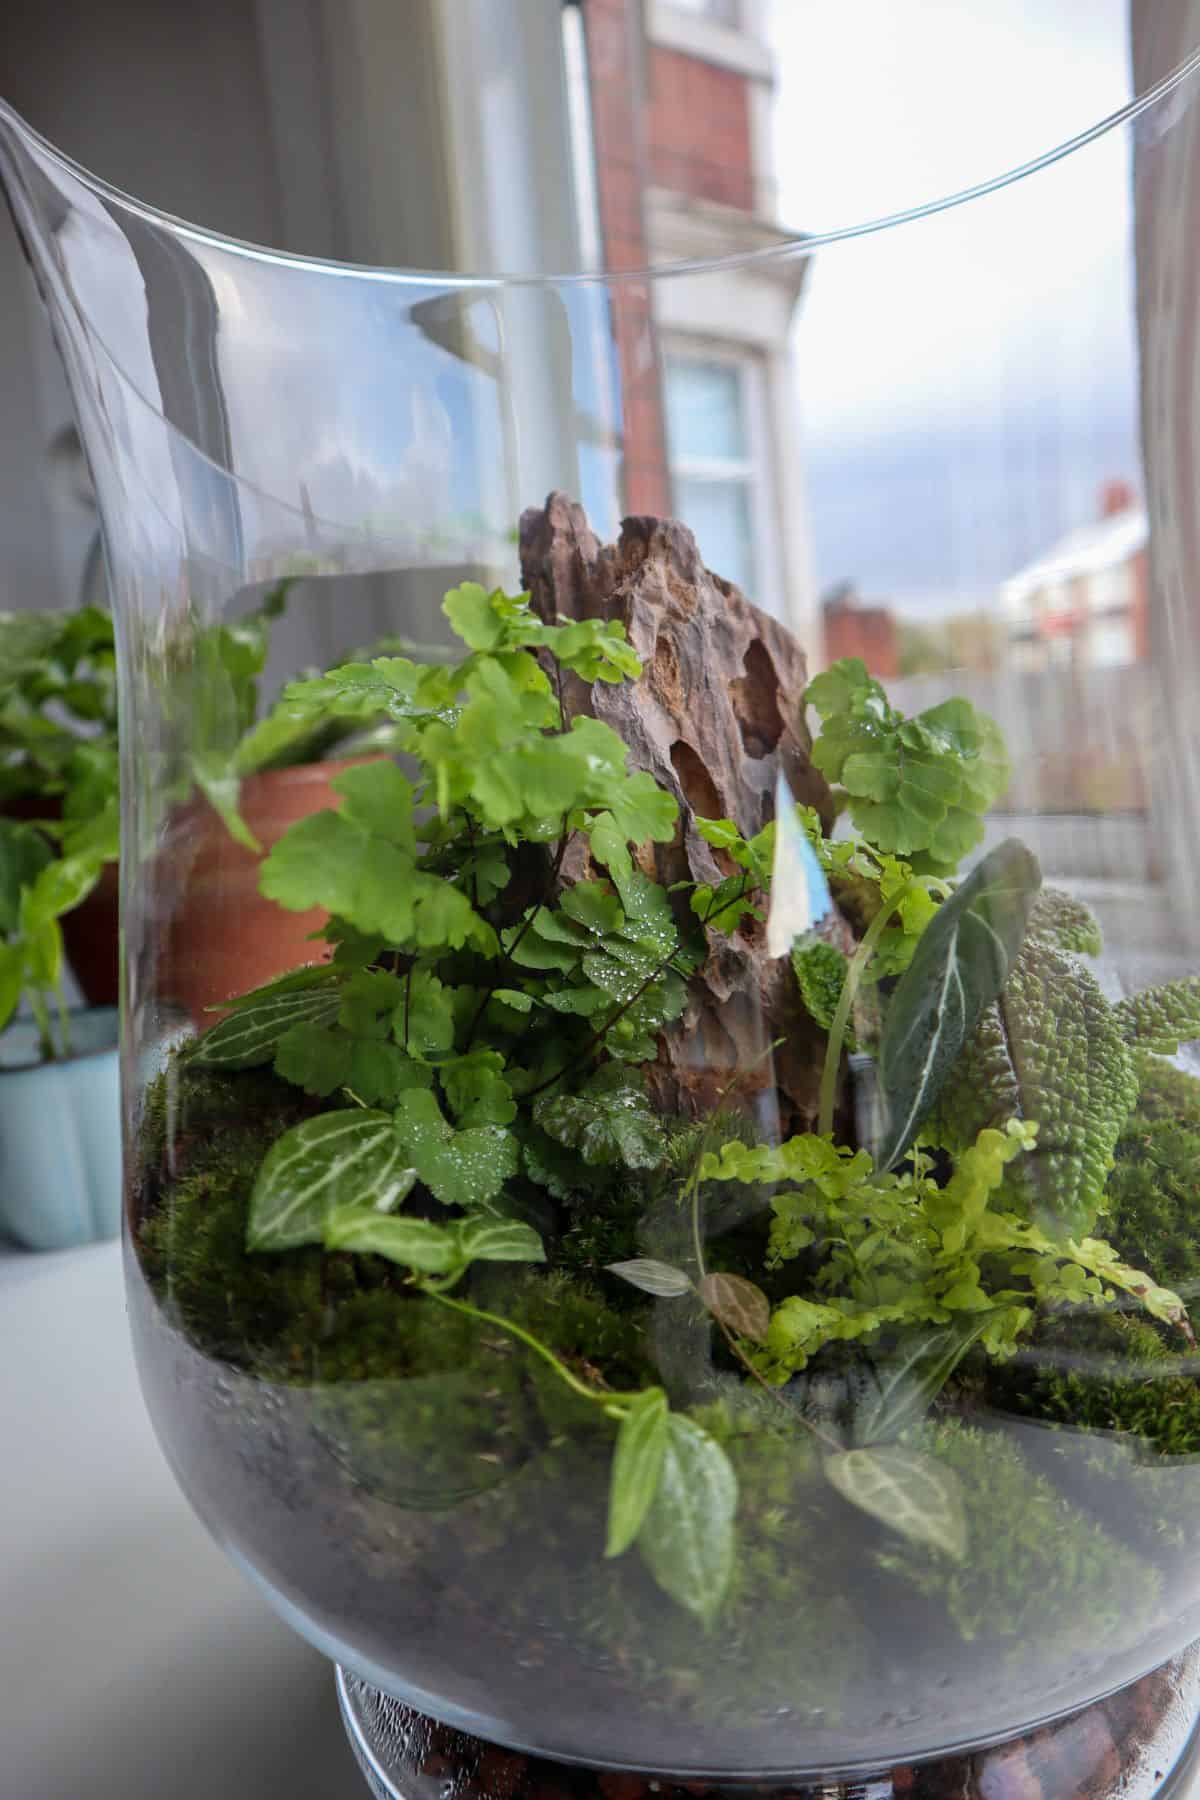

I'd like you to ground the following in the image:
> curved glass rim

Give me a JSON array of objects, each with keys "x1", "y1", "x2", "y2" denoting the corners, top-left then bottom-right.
[{"x1": 5, "y1": 38, "x2": 1200, "y2": 290}]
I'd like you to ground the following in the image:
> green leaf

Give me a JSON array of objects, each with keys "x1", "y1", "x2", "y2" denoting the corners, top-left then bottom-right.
[
  {"x1": 607, "y1": 1258, "x2": 693, "y2": 1298},
  {"x1": 587, "y1": 811, "x2": 633, "y2": 884},
  {"x1": 875, "y1": 839, "x2": 1041, "y2": 1169},
  {"x1": 492, "y1": 988, "x2": 533, "y2": 1014},
  {"x1": 0, "y1": 820, "x2": 54, "y2": 935},
  {"x1": 190, "y1": 972, "x2": 344, "y2": 1069},
  {"x1": 851, "y1": 1317, "x2": 992, "y2": 1445},
  {"x1": 534, "y1": 1065, "x2": 664, "y2": 1170},
  {"x1": 1113, "y1": 978, "x2": 1200, "y2": 1055},
  {"x1": 636, "y1": 1415, "x2": 738, "y2": 1626},
  {"x1": 441, "y1": 1050, "x2": 518, "y2": 1127},
  {"x1": 347, "y1": 1039, "x2": 417, "y2": 1106},
  {"x1": 934, "y1": 941, "x2": 1140, "y2": 1239},
  {"x1": 273, "y1": 1021, "x2": 353, "y2": 1096},
  {"x1": 606, "y1": 1388, "x2": 669, "y2": 1558},
  {"x1": 805, "y1": 660, "x2": 1008, "y2": 869},
  {"x1": 792, "y1": 940, "x2": 854, "y2": 1042},
  {"x1": 0, "y1": 941, "x2": 23, "y2": 1030},
  {"x1": 260, "y1": 809, "x2": 415, "y2": 941},
  {"x1": 393, "y1": 1087, "x2": 518, "y2": 1208},
  {"x1": 396, "y1": 969, "x2": 457, "y2": 1056},
  {"x1": 330, "y1": 759, "x2": 416, "y2": 849},
  {"x1": 442, "y1": 581, "x2": 507, "y2": 651},
  {"x1": 454, "y1": 1216, "x2": 546, "y2": 1264},
  {"x1": 324, "y1": 1207, "x2": 459, "y2": 1273},
  {"x1": 20, "y1": 851, "x2": 101, "y2": 929},
  {"x1": 247, "y1": 1110, "x2": 415, "y2": 1251},
  {"x1": 1029, "y1": 887, "x2": 1103, "y2": 957},
  {"x1": 604, "y1": 770, "x2": 678, "y2": 846},
  {"x1": 823, "y1": 1447, "x2": 968, "y2": 1561},
  {"x1": 696, "y1": 1273, "x2": 770, "y2": 1343}
]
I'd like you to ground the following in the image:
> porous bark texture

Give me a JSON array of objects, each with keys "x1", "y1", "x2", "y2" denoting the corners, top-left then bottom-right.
[{"x1": 519, "y1": 491, "x2": 843, "y2": 1133}]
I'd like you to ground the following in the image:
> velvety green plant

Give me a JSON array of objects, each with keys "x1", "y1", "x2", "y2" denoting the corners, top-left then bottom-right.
[
  {"x1": 174, "y1": 619, "x2": 1196, "y2": 1625},
  {"x1": 934, "y1": 898, "x2": 1200, "y2": 1240}
]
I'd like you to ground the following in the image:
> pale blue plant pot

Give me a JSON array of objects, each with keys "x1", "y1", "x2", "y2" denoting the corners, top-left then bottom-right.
[{"x1": 0, "y1": 1008, "x2": 122, "y2": 1251}]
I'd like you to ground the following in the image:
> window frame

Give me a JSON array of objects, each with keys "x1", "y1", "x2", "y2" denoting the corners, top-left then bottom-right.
[{"x1": 662, "y1": 337, "x2": 781, "y2": 615}]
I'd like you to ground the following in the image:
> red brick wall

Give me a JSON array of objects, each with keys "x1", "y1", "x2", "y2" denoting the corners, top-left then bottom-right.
[
  {"x1": 647, "y1": 46, "x2": 754, "y2": 212},
  {"x1": 822, "y1": 602, "x2": 900, "y2": 679},
  {"x1": 583, "y1": 0, "x2": 670, "y2": 515}
]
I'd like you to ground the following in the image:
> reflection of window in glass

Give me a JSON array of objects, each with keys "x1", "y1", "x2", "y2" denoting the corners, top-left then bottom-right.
[
  {"x1": 665, "y1": 352, "x2": 759, "y2": 597},
  {"x1": 667, "y1": 0, "x2": 740, "y2": 23}
]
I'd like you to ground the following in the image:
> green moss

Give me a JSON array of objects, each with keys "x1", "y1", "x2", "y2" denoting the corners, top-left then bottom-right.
[
  {"x1": 1103, "y1": 1055, "x2": 1200, "y2": 1286},
  {"x1": 879, "y1": 1420, "x2": 1161, "y2": 1647}
]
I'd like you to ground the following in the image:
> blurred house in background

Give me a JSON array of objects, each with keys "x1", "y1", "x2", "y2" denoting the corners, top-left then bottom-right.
[
  {"x1": 819, "y1": 581, "x2": 899, "y2": 677},
  {"x1": 1000, "y1": 479, "x2": 1150, "y2": 672}
]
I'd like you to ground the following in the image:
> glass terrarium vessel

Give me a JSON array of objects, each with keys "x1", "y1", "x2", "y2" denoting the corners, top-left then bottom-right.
[{"x1": 5, "y1": 19, "x2": 1200, "y2": 1796}]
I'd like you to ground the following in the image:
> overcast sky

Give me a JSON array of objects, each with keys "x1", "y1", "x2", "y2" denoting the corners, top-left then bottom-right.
[{"x1": 770, "y1": 0, "x2": 1141, "y2": 620}]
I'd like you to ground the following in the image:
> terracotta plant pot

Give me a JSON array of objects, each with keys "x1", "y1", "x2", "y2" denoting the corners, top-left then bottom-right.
[
  {"x1": 61, "y1": 859, "x2": 120, "y2": 1006},
  {"x1": 154, "y1": 757, "x2": 375, "y2": 1026}
]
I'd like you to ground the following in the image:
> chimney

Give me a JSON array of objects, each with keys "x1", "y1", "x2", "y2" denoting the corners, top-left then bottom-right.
[{"x1": 1099, "y1": 478, "x2": 1136, "y2": 518}]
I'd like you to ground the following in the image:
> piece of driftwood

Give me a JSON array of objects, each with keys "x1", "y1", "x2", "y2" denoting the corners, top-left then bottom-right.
[{"x1": 519, "y1": 492, "x2": 844, "y2": 1132}]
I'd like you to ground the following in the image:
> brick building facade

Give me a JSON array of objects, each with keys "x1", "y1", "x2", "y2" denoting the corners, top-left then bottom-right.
[{"x1": 581, "y1": 0, "x2": 814, "y2": 639}]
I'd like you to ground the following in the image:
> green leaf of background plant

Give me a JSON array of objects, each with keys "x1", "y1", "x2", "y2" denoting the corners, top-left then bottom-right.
[
  {"x1": 874, "y1": 839, "x2": 1041, "y2": 1169},
  {"x1": 823, "y1": 1447, "x2": 968, "y2": 1561},
  {"x1": 606, "y1": 1388, "x2": 669, "y2": 1558},
  {"x1": 247, "y1": 1109, "x2": 414, "y2": 1251},
  {"x1": 636, "y1": 1414, "x2": 738, "y2": 1626}
]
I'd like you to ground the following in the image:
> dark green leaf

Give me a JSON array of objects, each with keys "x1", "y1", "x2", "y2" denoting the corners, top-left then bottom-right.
[
  {"x1": 534, "y1": 1066, "x2": 663, "y2": 1170},
  {"x1": 606, "y1": 1388, "x2": 669, "y2": 1557},
  {"x1": 824, "y1": 1447, "x2": 968, "y2": 1560},
  {"x1": 874, "y1": 839, "x2": 1041, "y2": 1169},
  {"x1": 851, "y1": 1317, "x2": 992, "y2": 1445},
  {"x1": 636, "y1": 1415, "x2": 738, "y2": 1626}
]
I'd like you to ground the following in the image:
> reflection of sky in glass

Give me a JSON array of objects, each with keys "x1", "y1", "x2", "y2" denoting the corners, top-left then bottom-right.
[{"x1": 772, "y1": 0, "x2": 1140, "y2": 619}]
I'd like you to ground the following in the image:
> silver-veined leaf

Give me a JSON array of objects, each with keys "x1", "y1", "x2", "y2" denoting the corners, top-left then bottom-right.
[
  {"x1": 636, "y1": 1414, "x2": 738, "y2": 1626},
  {"x1": 874, "y1": 840, "x2": 1040, "y2": 1169},
  {"x1": 454, "y1": 1216, "x2": 546, "y2": 1265},
  {"x1": 607, "y1": 1258, "x2": 692, "y2": 1298},
  {"x1": 824, "y1": 1447, "x2": 968, "y2": 1561},
  {"x1": 247, "y1": 1109, "x2": 413, "y2": 1251},
  {"x1": 606, "y1": 1387, "x2": 669, "y2": 1558},
  {"x1": 324, "y1": 1207, "x2": 459, "y2": 1273},
  {"x1": 191, "y1": 970, "x2": 344, "y2": 1069}
]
